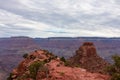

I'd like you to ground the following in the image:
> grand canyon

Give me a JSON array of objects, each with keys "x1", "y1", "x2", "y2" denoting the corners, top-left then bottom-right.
[
  {"x1": 0, "y1": 0, "x2": 120, "y2": 80},
  {"x1": 0, "y1": 37, "x2": 120, "y2": 80}
]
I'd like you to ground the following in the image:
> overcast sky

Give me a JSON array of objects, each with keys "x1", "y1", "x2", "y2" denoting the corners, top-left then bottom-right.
[{"x1": 0, "y1": 0, "x2": 120, "y2": 38}]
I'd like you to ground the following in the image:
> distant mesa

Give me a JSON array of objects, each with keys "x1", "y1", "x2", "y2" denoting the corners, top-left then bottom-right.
[{"x1": 10, "y1": 36, "x2": 32, "y2": 39}]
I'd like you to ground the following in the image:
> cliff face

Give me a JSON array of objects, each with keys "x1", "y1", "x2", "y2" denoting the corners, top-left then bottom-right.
[
  {"x1": 70, "y1": 42, "x2": 110, "y2": 74},
  {"x1": 8, "y1": 49, "x2": 110, "y2": 80}
]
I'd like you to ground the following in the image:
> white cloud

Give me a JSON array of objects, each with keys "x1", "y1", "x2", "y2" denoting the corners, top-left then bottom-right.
[{"x1": 0, "y1": 0, "x2": 120, "y2": 37}]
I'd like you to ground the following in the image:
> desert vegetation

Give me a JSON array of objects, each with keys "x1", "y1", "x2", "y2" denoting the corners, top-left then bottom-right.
[
  {"x1": 29, "y1": 61, "x2": 45, "y2": 79},
  {"x1": 23, "y1": 53, "x2": 28, "y2": 58},
  {"x1": 107, "y1": 55, "x2": 120, "y2": 80}
]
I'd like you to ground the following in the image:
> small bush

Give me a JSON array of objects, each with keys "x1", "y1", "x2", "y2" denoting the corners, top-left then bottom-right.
[
  {"x1": 111, "y1": 73, "x2": 120, "y2": 80},
  {"x1": 38, "y1": 66, "x2": 49, "y2": 79},
  {"x1": 16, "y1": 74, "x2": 29, "y2": 80},
  {"x1": 50, "y1": 56, "x2": 56, "y2": 60},
  {"x1": 55, "y1": 56, "x2": 58, "y2": 58},
  {"x1": 107, "y1": 55, "x2": 120, "y2": 80},
  {"x1": 112, "y1": 55, "x2": 120, "y2": 68},
  {"x1": 49, "y1": 52, "x2": 54, "y2": 56},
  {"x1": 29, "y1": 61, "x2": 45, "y2": 79},
  {"x1": 29, "y1": 55, "x2": 36, "y2": 60},
  {"x1": 56, "y1": 64, "x2": 60, "y2": 67},
  {"x1": 64, "y1": 61, "x2": 70, "y2": 66},
  {"x1": 44, "y1": 50, "x2": 50, "y2": 54},
  {"x1": 23, "y1": 53, "x2": 28, "y2": 58},
  {"x1": 59, "y1": 72, "x2": 65, "y2": 76},
  {"x1": 7, "y1": 73, "x2": 13, "y2": 80},
  {"x1": 43, "y1": 59, "x2": 49, "y2": 63},
  {"x1": 106, "y1": 66, "x2": 116, "y2": 75},
  {"x1": 60, "y1": 57, "x2": 66, "y2": 62},
  {"x1": 75, "y1": 64, "x2": 81, "y2": 67}
]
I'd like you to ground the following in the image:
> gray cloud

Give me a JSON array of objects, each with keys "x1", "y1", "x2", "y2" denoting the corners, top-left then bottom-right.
[{"x1": 0, "y1": 0, "x2": 120, "y2": 37}]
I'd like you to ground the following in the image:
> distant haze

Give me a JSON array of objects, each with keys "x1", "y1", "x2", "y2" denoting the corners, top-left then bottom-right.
[{"x1": 0, "y1": 0, "x2": 120, "y2": 38}]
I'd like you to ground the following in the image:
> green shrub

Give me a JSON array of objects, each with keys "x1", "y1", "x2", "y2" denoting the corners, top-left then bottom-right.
[
  {"x1": 50, "y1": 56, "x2": 56, "y2": 60},
  {"x1": 29, "y1": 61, "x2": 45, "y2": 79},
  {"x1": 55, "y1": 56, "x2": 58, "y2": 58},
  {"x1": 64, "y1": 60, "x2": 76, "y2": 67},
  {"x1": 75, "y1": 64, "x2": 81, "y2": 67},
  {"x1": 29, "y1": 55, "x2": 36, "y2": 60},
  {"x1": 23, "y1": 53, "x2": 28, "y2": 58},
  {"x1": 43, "y1": 59, "x2": 49, "y2": 63},
  {"x1": 48, "y1": 57, "x2": 52, "y2": 62},
  {"x1": 112, "y1": 55, "x2": 120, "y2": 68},
  {"x1": 39, "y1": 66, "x2": 49, "y2": 72},
  {"x1": 59, "y1": 72, "x2": 65, "y2": 76},
  {"x1": 49, "y1": 52, "x2": 54, "y2": 56},
  {"x1": 64, "y1": 61, "x2": 70, "y2": 66},
  {"x1": 7, "y1": 73, "x2": 13, "y2": 80},
  {"x1": 38, "y1": 66, "x2": 49, "y2": 79},
  {"x1": 60, "y1": 57, "x2": 66, "y2": 62},
  {"x1": 107, "y1": 55, "x2": 120, "y2": 80},
  {"x1": 111, "y1": 73, "x2": 120, "y2": 80},
  {"x1": 106, "y1": 66, "x2": 116, "y2": 75},
  {"x1": 16, "y1": 74, "x2": 29, "y2": 80}
]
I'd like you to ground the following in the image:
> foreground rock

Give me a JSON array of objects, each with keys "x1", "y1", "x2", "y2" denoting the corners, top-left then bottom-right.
[
  {"x1": 42, "y1": 60, "x2": 110, "y2": 80},
  {"x1": 8, "y1": 49, "x2": 110, "y2": 80}
]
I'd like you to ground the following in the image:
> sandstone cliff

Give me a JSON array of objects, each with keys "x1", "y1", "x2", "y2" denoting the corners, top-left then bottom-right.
[
  {"x1": 7, "y1": 48, "x2": 110, "y2": 80},
  {"x1": 70, "y1": 42, "x2": 110, "y2": 74}
]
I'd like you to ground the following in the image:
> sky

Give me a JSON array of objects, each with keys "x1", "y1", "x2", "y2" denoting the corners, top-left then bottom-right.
[{"x1": 0, "y1": 0, "x2": 120, "y2": 38}]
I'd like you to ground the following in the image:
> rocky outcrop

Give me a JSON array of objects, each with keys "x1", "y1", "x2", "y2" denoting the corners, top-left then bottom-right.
[
  {"x1": 70, "y1": 42, "x2": 110, "y2": 74},
  {"x1": 8, "y1": 49, "x2": 110, "y2": 80},
  {"x1": 40, "y1": 60, "x2": 110, "y2": 80}
]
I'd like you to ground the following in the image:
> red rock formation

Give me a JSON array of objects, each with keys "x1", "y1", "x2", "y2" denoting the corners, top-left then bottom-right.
[
  {"x1": 70, "y1": 42, "x2": 110, "y2": 74},
  {"x1": 41, "y1": 60, "x2": 110, "y2": 80},
  {"x1": 9, "y1": 49, "x2": 110, "y2": 80}
]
